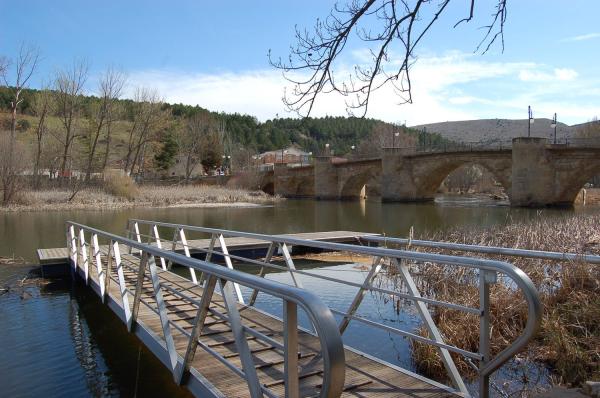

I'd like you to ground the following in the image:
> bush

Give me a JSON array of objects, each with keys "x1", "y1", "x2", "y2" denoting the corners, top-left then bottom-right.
[
  {"x1": 103, "y1": 170, "x2": 139, "y2": 200},
  {"x1": 16, "y1": 119, "x2": 30, "y2": 132}
]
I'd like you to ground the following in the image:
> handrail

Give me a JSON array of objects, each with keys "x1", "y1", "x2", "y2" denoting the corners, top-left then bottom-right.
[
  {"x1": 360, "y1": 235, "x2": 600, "y2": 264},
  {"x1": 129, "y1": 218, "x2": 543, "y2": 398},
  {"x1": 66, "y1": 221, "x2": 346, "y2": 398}
]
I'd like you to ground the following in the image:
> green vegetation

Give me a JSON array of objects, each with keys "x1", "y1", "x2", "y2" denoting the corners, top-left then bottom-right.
[{"x1": 0, "y1": 85, "x2": 448, "y2": 160}]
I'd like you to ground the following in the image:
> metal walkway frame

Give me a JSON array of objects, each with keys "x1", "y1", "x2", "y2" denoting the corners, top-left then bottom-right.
[
  {"x1": 67, "y1": 221, "x2": 346, "y2": 398},
  {"x1": 122, "y1": 219, "x2": 543, "y2": 398}
]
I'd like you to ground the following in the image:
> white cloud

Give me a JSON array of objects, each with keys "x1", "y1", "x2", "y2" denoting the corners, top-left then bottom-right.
[
  {"x1": 123, "y1": 52, "x2": 597, "y2": 126},
  {"x1": 560, "y1": 32, "x2": 600, "y2": 42},
  {"x1": 519, "y1": 68, "x2": 578, "y2": 82}
]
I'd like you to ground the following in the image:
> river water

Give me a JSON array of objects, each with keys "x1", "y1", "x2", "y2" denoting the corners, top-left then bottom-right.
[{"x1": 0, "y1": 197, "x2": 597, "y2": 397}]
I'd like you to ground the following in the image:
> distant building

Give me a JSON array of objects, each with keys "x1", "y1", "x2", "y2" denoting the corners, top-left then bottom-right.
[{"x1": 257, "y1": 146, "x2": 312, "y2": 166}]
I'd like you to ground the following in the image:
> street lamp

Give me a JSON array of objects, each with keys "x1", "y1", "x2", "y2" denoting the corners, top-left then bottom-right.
[
  {"x1": 393, "y1": 131, "x2": 400, "y2": 148},
  {"x1": 528, "y1": 105, "x2": 534, "y2": 137},
  {"x1": 325, "y1": 143, "x2": 330, "y2": 156},
  {"x1": 550, "y1": 113, "x2": 558, "y2": 144}
]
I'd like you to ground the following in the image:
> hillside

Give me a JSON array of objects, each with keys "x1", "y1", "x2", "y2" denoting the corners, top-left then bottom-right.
[
  {"x1": 0, "y1": 86, "x2": 447, "y2": 175},
  {"x1": 411, "y1": 118, "x2": 585, "y2": 144}
]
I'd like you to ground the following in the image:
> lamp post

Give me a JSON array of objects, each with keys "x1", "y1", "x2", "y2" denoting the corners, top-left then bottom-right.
[
  {"x1": 325, "y1": 143, "x2": 330, "y2": 156},
  {"x1": 280, "y1": 148, "x2": 288, "y2": 163},
  {"x1": 550, "y1": 113, "x2": 557, "y2": 144},
  {"x1": 528, "y1": 105, "x2": 534, "y2": 137},
  {"x1": 393, "y1": 131, "x2": 399, "y2": 148}
]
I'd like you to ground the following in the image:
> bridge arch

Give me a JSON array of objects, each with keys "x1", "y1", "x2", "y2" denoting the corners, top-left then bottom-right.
[
  {"x1": 339, "y1": 170, "x2": 380, "y2": 200},
  {"x1": 555, "y1": 161, "x2": 600, "y2": 205},
  {"x1": 294, "y1": 176, "x2": 315, "y2": 197},
  {"x1": 415, "y1": 157, "x2": 511, "y2": 199},
  {"x1": 258, "y1": 172, "x2": 274, "y2": 195}
]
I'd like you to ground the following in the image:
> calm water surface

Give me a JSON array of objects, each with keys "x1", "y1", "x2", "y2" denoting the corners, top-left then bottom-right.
[{"x1": 1, "y1": 198, "x2": 597, "y2": 397}]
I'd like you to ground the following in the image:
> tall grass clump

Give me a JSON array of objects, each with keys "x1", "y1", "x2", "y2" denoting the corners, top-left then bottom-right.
[
  {"x1": 381, "y1": 213, "x2": 600, "y2": 388},
  {"x1": 103, "y1": 170, "x2": 139, "y2": 200}
]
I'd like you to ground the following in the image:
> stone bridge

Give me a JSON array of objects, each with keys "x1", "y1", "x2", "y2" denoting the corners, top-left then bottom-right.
[{"x1": 258, "y1": 138, "x2": 600, "y2": 207}]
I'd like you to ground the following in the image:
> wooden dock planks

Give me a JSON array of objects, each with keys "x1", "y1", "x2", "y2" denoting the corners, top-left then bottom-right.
[
  {"x1": 74, "y1": 245, "x2": 456, "y2": 398},
  {"x1": 37, "y1": 230, "x2": 378, "y2": 265}
]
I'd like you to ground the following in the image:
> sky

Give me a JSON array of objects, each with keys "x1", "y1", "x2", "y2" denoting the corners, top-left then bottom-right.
[{"x1": 1, "y1": 0, "x2": 599, "y2": 126}]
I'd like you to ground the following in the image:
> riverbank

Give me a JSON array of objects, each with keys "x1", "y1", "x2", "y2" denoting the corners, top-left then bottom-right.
[{"x1": 1, "y1": 185, "x2": 279, "y2": 212}]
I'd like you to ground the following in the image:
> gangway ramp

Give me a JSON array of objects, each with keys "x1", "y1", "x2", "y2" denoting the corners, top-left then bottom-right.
[{"x1": 59, "y1": 220, "x2": 542, "y2": 398}]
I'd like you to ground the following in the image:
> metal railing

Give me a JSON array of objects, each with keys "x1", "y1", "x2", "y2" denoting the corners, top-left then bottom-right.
[
  {"x1": 127, "y1": 219, "x2": 543, "y2": 398},
  {"x1": 66, "y1": 221, "x2": 346, "y2": 398},
  {"x1": 359, "y1": 235, "x2": 600, "y2": 264}
]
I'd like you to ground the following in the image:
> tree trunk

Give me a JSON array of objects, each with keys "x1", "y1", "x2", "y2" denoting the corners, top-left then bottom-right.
[{"x1": 102, "y1": 121, "x2": 112, "y2": 170}]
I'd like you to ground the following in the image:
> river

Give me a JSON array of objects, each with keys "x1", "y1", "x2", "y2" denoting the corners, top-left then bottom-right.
[{"x1": 0, "y1": 197, "x2": 598, "y2": 397}]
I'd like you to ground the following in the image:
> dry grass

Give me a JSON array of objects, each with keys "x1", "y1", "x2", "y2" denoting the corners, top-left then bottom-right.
[
  {"x1": 2, "y1": 184, "x2": 277, "y2": 211},
  {"x1": 383, "y1": 213, "x2": 600, "y2": 387},
  {"x1": 136, "y1": 185, "x2": 276, "y2": 206}
]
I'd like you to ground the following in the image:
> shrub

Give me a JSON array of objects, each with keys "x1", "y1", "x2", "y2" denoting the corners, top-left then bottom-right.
[
  {"x1": 103, "y1": 170, "x2": 139, "y2": 200},
  {"x1": 16, "y1": 119, "x2": 30, "y2": 132}
]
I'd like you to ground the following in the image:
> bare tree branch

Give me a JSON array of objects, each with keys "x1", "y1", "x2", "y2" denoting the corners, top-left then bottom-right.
[{"x1": 271, "y1": 0, "x2": 507, "y2": 117}]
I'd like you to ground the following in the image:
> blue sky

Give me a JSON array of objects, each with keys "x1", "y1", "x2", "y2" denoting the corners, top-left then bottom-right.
[{"x1": 2, "y1": 0, "x2": 599, "y2": 125}]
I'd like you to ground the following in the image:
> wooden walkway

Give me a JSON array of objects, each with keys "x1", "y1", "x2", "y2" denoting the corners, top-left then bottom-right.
[
  {"x1": 38, "y1": 231, "x2": 377, "y2": 266},
  {"x1": 77, "y1": 247, "x2": 456, "y2": 398}
]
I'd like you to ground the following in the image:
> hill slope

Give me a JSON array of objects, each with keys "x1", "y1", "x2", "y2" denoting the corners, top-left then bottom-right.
[{"x1": 411, "y1": 118, "x2": 583, "y2": 144}]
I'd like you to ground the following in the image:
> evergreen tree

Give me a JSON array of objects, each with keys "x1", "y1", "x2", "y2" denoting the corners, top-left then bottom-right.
[{"x1": 154, "y1": 130, "x2": 178, "y2": 171}]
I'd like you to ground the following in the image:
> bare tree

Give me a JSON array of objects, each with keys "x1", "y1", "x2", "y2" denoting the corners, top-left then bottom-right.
[
  {"x1": 102, "y1": 100, "x2": 124, "y2": 170},
  {"x1": 52, "y1": 59, "x2": 89, "y2": 178},
  {"x1": 31, "y1": 88, "x2": 52, "y2": 188},
  {"x1": 0, "y1": 134, "x2": 30, "y2": 204},
  {"x1": 0, "y1": 43, "x2": 40, "y2": 142},
  {"x1": 356, "y1": 122, "x2": 416, "y2": 156},
  {"x1": 84, "y1": 67, "x2": 126, "y2": 180},
  {"x1": 271, "y1": 0, "x2": 507, "y2": 117},
  {"x1": 0, "y1": 44, "x2": 40, "y2": 204},
  {"x1": 123, "y1": 88, "x2": 167, "y2": 176},
  {"x1": 177, "y1": 112, "x2": 217, "y2": 181}
]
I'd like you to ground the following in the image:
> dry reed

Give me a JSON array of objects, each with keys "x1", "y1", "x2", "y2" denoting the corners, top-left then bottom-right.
[
  {"x1": 4, "y1": 183, "x2": 277, "y2": 211},
  {"x1": 383, "y1": 213, "x2": 600, "y2": 387}
]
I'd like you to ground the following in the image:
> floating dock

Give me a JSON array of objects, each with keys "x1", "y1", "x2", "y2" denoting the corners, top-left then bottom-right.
[
  {"x1": 42, "y1": 220, "x2": 542, "y2": 397},
  {"x1": 55, "y1": 225, "x2": 456, "y2": 397}
]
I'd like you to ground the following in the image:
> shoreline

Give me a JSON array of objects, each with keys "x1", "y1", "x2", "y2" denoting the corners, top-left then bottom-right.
[
  {"x1": 0, "y1": 200, "x2": 275, "y2": 213},
  {"x1": 1, "y1": 185, "x2": 279, "y2": 212}
]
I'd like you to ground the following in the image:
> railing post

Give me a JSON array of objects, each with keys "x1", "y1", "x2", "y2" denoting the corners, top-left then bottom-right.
[
  {"x1": 104, "y1": 240, "x2": 113, "y2": 298},
  {"x1": 177, "y1": 274, "x2": 217, "y2": 385},
  {"x1": 78, "y1": 228, "x2": 89, "y2": 284},
  {"x1": 217, "y1": 234, "x2": 244, "y2": 303},
  {"x1": 198, "y1": 233, "x2": 218, "y2": 287},
  {"x1": 179, "y1": 228, "x2": 198, "y2": 284},
  {"x1": 279, "y1": 243, "x2": 303, "y2": 288},
  {"x1": 92, "y1": 233, "x2": 105, "y2": 300},
  {"x1": 284, "y1": 300, "x2": 299, "y2": 398},
  {"x1": 479, "y1": 270, "x2": 496, "y2": 398},
  {"x1": 146, "y1": 254, "x2": 178, "y2": 377},
  {"x1": 113, "y1": 241, "x2": 132, "y2": 325},
  {"x1": 393, "y1": 258, "x2": 467, "y2": 394},
  {"x1": 68, "y1": 225, "x2": 78, "y2": 277},
  {"x1": 339, "y1": 256, "x2": 382, "y2": 334},
  {"x1": 129, "y1": 251, "x2": 149, "y2": 332},
  {"x1": 219, "y1": 278, "x2": 263, "y2": 398},
  {"x1": 248, "y1": 242, "x2": 276, "y2": 306},
  {"x1": 152, "y1": 224, "x2": 167, "y2": 270},
  {"x1": 167, "y1": 228, "x2": 179, "y2": 270}
]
